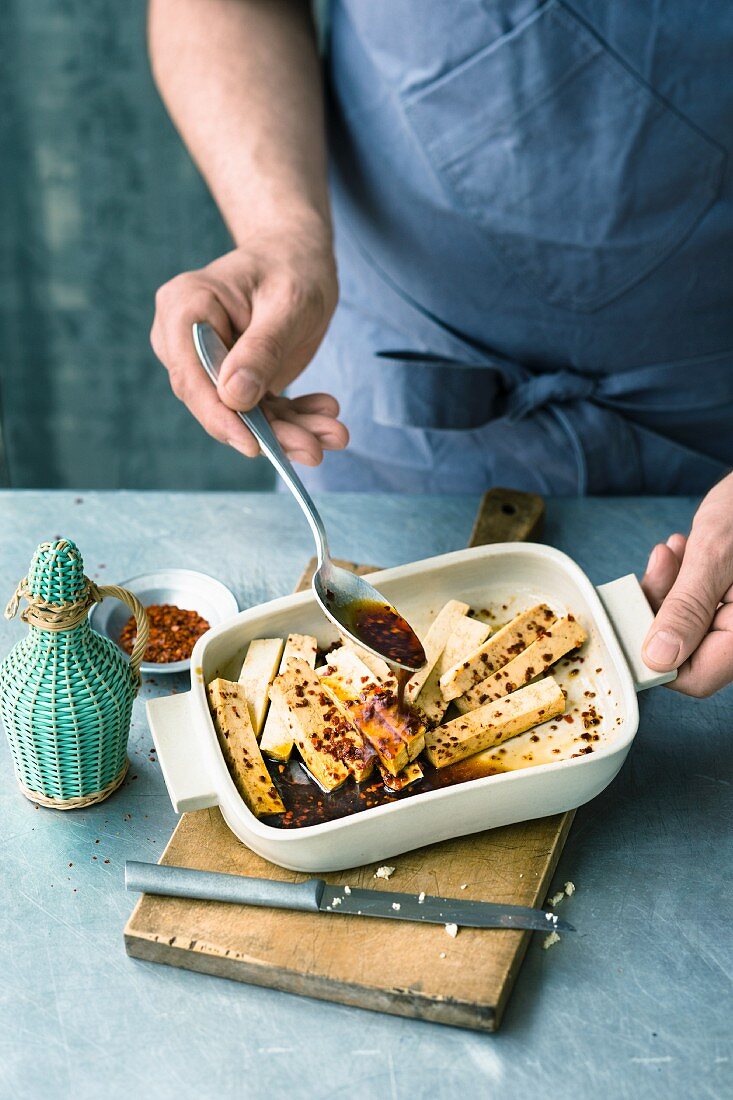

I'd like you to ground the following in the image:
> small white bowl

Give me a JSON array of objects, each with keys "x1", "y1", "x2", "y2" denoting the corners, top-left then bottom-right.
[{"x1": 90, "y1": 569, "x2": 238, "y2": 675}]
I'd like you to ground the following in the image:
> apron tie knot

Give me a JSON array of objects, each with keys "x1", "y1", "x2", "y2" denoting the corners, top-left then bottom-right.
[{"x1": 506, "y1": 370, "x2": 597, "y2": 421}]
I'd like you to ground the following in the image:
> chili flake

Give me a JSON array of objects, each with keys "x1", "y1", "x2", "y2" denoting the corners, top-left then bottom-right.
[{"x1": 119, "y1": 604, "x2": 210, "y2": 664}]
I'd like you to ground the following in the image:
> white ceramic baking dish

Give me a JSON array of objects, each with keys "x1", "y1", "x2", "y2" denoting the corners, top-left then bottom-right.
[{"x1": 147, "y1": 543, "x2": 675, "y2": 872}]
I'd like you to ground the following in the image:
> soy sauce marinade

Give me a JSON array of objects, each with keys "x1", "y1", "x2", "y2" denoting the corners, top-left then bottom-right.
[{"x1": 347, "y1": 599, "x2": 426, "y2": 711}]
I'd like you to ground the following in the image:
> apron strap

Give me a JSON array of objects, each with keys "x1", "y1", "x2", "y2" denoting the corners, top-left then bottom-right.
[{"x1": 373, "y1": 347, "x2": 733, "y2": 431}]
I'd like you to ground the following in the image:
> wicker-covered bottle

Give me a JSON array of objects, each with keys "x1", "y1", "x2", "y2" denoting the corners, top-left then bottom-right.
[{"x1": 0, "y1": 538, "x2": 149, "y2": 808}]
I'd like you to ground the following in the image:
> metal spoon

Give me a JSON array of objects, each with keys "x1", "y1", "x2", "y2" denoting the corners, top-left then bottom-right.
[{"x1": 192, "y1": 322, "x2": 426, "y2": 674}]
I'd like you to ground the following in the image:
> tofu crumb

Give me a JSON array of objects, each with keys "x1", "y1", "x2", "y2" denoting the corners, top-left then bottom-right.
[
  {"x1": 375, "y1": 865, "x2": 395, "y2": 880},
  {"x1": 460, "y1": 884, "x2": 467, "y2": 890},
  {"x1": 564, "y1": 881, "x2": 576, "y2": 896},
  {"x1": 439, "y1": 952, "x2": 447, "y2": 959},
  {"x1": 344, "y1": 885, "x2": 351, "y2": 895},
  {"x1": 392, "y1": 902, "x2": 401, "y2": 911},
  {"x1": 543, "y1": 931, "x2": 561, "y2": 950},
  {"x1": 332, "y1": 897, "x2": 342, "y2": 907},
  {"x1": 519, "y1": 873, "x2": 523, "y2": 878},
  {"x1": 445, "y1": 923, "x2": 459, "y2": 938},
  {"x1": 549, "y1": 891, "x2": 565, "y2": 907},
  {"x1": 418, "y1": 892, "x2": 426, "y2": 903}
]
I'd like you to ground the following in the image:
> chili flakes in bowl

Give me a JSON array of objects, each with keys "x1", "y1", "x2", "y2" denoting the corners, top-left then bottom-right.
[{"x1": 119, "y1": 604, "x2": 210, "y2": 665}]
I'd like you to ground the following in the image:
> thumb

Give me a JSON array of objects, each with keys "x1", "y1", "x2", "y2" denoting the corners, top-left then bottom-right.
[
  {"x1": 217, "y1": 296, "x2": 294, "y2": 410},
  {"x1": 643, "y1": 544, "x2": 723, "y2": 671}
]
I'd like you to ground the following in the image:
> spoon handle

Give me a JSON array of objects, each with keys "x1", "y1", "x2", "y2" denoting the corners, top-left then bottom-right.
[{"x1": 192, "y1": 322, "x2": 330, "y2": 566}]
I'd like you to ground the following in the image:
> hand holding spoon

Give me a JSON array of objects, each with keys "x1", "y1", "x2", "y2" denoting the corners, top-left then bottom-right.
[{"x1": 192, "y1": 323, "x2": 426, "y2": 683}]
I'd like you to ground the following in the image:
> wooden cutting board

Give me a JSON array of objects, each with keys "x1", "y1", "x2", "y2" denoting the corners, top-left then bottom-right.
[{"x1": 125, "y1": 488, "x2": 574, "y2": 1032}]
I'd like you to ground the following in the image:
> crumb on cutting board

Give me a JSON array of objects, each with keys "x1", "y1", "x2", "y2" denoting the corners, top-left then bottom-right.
[
  {"x1": 543, "y1": 931, "x2": 561, "y2": 950},
  {"x1": 375, "y1": 865, "x2": 395, "y2": 880},
  {"x1": 445, "y1": 923, "x2": 459, "y2": 938},
  {"x1": 564, "y1": 881, "x2": 576, "y2": 896}
]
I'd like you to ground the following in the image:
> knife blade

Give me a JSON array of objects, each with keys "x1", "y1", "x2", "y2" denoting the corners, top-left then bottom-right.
[{"x1": 125, "y1": 861, "x2": 574, "y2": 933}]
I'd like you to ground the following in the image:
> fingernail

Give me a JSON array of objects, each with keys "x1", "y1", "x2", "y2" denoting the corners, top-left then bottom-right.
[
  {"x1": 223, "y1": 373, "x2": 261, "y2": 407},
  {"x1": 646, "y1": 546, "x2": 658, "y2": 574},
  {"x1": 227, "y1": 438, "x2": 255, "y2": 458},
  {"x1": 645, "y1": 630, "x2": 681, "y2": 668},
  {"x1": 290, "y1": 450, "x2": 316, "y2": 466}
]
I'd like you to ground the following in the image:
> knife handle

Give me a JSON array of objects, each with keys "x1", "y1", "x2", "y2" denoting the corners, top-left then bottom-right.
[{"x1": 125, "y1": 861, "x2": 324, "y2": 912}]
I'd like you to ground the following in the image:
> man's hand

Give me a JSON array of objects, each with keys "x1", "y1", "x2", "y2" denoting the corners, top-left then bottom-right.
[
  {"x1": 151, "y1": 224, "x2": 347, "y2": 465},
  {"x1": 641, "y1": 472, "x2": 733, "y2": 696}
]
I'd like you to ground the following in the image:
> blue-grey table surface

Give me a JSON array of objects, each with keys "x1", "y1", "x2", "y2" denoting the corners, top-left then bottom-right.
[{"x1": 0, "y1": 492, "x2": 730, "y2": 1100}]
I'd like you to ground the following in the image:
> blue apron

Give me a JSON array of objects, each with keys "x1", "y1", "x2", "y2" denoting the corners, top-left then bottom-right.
[{"x1": 291, "y1": 0, "x2": 733, "y2": 493}]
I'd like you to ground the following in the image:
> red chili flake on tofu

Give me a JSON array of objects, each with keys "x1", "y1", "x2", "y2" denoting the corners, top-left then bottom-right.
[
  {"x1": 563, "y1": 714, "x2": 574, "y2": 724},
  {"x1": 530, "y1": 734, "x2": 540, "y2": 743}
]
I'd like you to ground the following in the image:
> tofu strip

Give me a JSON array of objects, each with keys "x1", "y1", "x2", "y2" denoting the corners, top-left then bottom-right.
[
  {"x1": 425, "y1": 677, "x2": 566, "y2": 769},
  {"x1": 456, "y1": 616, "x2": 587, "y2": 713},
  {"x1": 260, "y1": 634, "x2": 318, "y2": 761},
  {"x1": 320, "y1": 646, "x2": 425, "y2": 775},
  {"x1": 380, "y1": 760, "x2": 424, "y2": 793},
  {"x1": 404, "y1": 599, "x2": 469, "y2": 702},
  {"x1": 413, "y1": 614, "x2": 491, "y2": 725},
  {"x1": 337, "y1": 638, "x2": 394, "y2": 684},
  {"x1": 440, "y1": 604, "x2": 556, "y2": 701},
  {"x1": 237, "y1": 637, "x2": 285, "y2": 736},
  {"x1": 269, "y1": 659, "x2": 375, "y2": 789},
  {"x1": 207, "y1": 678, "x2": 284, "y2": 816}
]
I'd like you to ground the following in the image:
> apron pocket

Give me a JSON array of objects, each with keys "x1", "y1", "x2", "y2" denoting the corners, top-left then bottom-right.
[{"x1": 402, "y1": 0, "x2": 725, "y2": 312}]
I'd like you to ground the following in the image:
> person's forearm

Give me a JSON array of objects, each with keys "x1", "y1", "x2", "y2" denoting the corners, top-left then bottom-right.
[{"x1": 148, "y1": 0, "x2": 331, "y2": 243}]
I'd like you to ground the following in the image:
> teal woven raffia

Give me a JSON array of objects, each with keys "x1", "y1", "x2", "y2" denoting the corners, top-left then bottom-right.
[{"x1": 0, "y1": 539, "x2": 148, "y2": 807}]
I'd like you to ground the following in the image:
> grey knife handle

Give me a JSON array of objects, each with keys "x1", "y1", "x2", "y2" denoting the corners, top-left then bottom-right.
[{"x1": 125, "y1": 861, "x2": 324, "y2": 912}]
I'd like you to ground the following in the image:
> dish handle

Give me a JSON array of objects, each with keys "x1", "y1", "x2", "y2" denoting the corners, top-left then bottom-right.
[
  {"x1": 596, "y1": 574, "x2": 677, "y2": 692},
  {"x1": 146, "y1": 693, "x2": 219, "y2": 812}
]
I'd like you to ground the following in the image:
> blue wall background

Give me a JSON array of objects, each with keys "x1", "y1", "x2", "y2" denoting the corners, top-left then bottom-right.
[{"x1": 0, "y1": 0, "x2": 274, "y2": 490}]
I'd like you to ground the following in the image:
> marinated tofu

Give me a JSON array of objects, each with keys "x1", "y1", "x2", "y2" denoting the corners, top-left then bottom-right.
[
  {"x1": 425, "y1": 676, "x2": 566, "y2": 768},
  {"x1": 404, "y1": 599, "x2": 470, "y2": 702},
  {"x1": 440, "y1": 604, "x2": 556, "y2": 701},
  {"x1": 380, "y1": 759, "x2": 424, "y2": 793},
  {"x1": 237, "y1": 637, "x2": 285, "y2": 736},
  {"x1": 337, "y1": 638, "x2": 394, "y2": 684},
  {"x1": 413, "y1": 614, "x2": 492, "y2": 724},
  {"x1": 269, "y1": 659, "x2": 375, "y2": 788},
  {"x1": 320, "y1": 646, "x2": 425, "y2": 775},
  {"x1": 456, "y1": 616, "x2": 587, "y2": 713},
  {"x1": 207, "y1": 678, "x2": 284, "y2": 816},
  {"x1": 260, "y1": 633, "x2": 318, "y2": 761}
]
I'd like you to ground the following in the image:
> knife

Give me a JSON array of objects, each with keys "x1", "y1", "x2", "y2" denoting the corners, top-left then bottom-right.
[{"x1": 125, "y1": 861, "x2": 574, "y2": 933}]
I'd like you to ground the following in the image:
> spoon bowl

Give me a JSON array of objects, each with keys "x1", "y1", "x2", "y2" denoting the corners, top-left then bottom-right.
[
  {"x1": 313, "y1": 559, "x2": 426, "y2": 672},
  {"x1": 192, "y1": 323, "x2": 427, "y2": 676}
]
